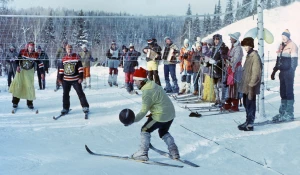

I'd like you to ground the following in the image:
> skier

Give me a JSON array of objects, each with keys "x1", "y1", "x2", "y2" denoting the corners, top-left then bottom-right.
[
  {"x1": 37, "y1": 46, "x2": 49, "y2": 90},
  {"x1": 271, "y1": 29, "x2": 298, "y2": 122},
  {"x1": 178, "y1": 39, "x2": 193, "y2": 95},
  {"x1": 5, "y1": 45, "x2": 18, "y2": 88},
  {"x1": 142, "y1": 38, "x2": 162, "y2": 86},
  {"x1": 224, "y1": 32, "x2": 243, "y2": 111},
  {"x1": 191, "y1": 42, "x2": 204, "y2": 96},
  {"x1": 106, "y1": 41, "x2": 121, "y2": 87},
  {"x1": 123, "y1": 43, "x2": 140, "y2": 93},
  {"x1": 79, "y1": 44, "x2": 94, "y2": 89},
  {"x1": 238, "y1": 37, "x2": 262, "y2": 131},
  {"x1": 55, "y1": 40, "x2": 68, "y2": 91},
  {"x1": 123, "y1": 67, "x2": 180, "y2": 161},
  {"x1": 206, "y1": 34, "x2": 229, "y2": 107},
  {"x1": 162, "y1": 37, "x2": 179, "y2": 93},
  {"x1": 57, "y1": 44, "x2": 89, "y2": 115},
  {"x1": 9, "y1": 42, "x2": 44, "y2": 109}
]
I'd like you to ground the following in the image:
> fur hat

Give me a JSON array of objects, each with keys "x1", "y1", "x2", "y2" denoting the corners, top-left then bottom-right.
[
  {"x1": 241, "y1": 37, "x2": 254, "y2": 48},
  {"x1": 282, "y1": 29, "x2": 290, "y2": 39},
  {"x1": 133, "y1": 67, "x2": 147, "y2": 81},
  {"x1": 228, "y1": 32, "x2": 241, "y2": 41},
  {"x1": 184, "y1": 39, "x2": 189, "y2": 45}
]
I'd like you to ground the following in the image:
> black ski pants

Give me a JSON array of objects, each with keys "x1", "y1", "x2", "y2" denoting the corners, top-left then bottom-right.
[{"x1": 62, "y1": 80, "x2": 89, "y2": 110}]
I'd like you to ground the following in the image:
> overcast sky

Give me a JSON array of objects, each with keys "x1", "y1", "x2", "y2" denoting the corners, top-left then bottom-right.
[{"x1": 8, "y1": 0, "x2": 234, "y2": 16}]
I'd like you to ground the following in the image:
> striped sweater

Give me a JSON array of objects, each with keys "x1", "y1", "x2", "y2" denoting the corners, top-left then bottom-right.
[
  {"x1": 274, "y1": 40, "x2": 298, "y2": 71},
  {"x1": 58, "y1": 53, "x2": 84, "y2": 81},
  {"x1": 17, "y1": 49, "x2": 44, "y2": 73}
]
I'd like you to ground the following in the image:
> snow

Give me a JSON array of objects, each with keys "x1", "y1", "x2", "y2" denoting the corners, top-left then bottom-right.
[{"x1": 1, "y1": 3, "x2": 300, "y2": 175}]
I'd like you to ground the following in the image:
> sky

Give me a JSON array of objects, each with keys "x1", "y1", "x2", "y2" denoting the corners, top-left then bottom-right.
[{"x1": 8, "y1": 0, "x2": 232, "y2": 16}]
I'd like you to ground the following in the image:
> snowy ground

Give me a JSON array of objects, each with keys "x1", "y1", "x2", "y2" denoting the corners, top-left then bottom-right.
[{"x1": 1, "y1": 3, "x2": 300, "y2": 175}]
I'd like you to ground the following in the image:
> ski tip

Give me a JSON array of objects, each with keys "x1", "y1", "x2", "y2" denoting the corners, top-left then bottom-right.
[
  {"x1": 85, "y1": 145, "x2": 94, "y2": 154},
  {"x1": 53, "y1": 116, "x2": 57, "y2": 120}
]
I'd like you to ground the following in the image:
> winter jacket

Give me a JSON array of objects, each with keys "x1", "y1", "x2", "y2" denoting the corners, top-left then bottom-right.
[
  {"x1": 38, "y1": 51, "x2": 49, "y2": 72},
  {"x1": 191, "y1": 48, "x2": 203, "y2": 73},
  {"x1": 135, "y1": 80, "x2": 175, "y2": 123},
  {"x1": 123, "y1": 50, "x2": 140, "y2": 73},
  {"x1": 162, "y1": 42, "x2": 179, "y2": 64},
  {"x1": 55, "y1": 47, "x2": 67, "y2": 67},
  {"x1": 106, "y1": 47, "x2": 121, "y2": 60},
  {"x1": 5, "y1": 50, "x2": 18, "y2": 73},
  {"x1": 239, "y1": 50, "x2": 262, "y2": 97},
  {"x1": 207, "y1": 42, "x2": 229, "y2": 79},
  {"x1": 17, "y1": 49, "x2": 44, "y2": 74},
  {"x1": 179, "y1": 46, "x2": 193, "y2": 73},
  {"x1": 58, "y1": 53, "x2": 83, "y2": 82},
  {"x1": 227, "y1": 42, "x2": 243, "y2": 83},
  {"x1": 79, "y1": 50, "x2": 93, "y2": 67},
  {"x1": 274, "y1": 40, "x2": 298, "y2": 71},
  {"x1": 143, "y1": 44, "x2": 162, "y2": 61}
]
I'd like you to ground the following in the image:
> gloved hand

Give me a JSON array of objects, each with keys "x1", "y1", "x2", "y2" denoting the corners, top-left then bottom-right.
[
  {"x1": 271, "y1": 69, "x2": 278, "y2": 80},
  {"x1": 146, "y1": 113, "x2": 152, "y2": 118},
  {"x1": 209, "y1": 58, "x2": 216, "y2": 64}
]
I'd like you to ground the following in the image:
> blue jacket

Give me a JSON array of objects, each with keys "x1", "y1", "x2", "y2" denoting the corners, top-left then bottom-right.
[{"x1": 123, "y1": 50, "x2": 140, "y2": 73}]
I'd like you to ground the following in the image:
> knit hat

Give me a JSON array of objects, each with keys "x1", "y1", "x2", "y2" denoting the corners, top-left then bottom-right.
[
  {"x1": 81, "y1": 44, "x2": 87, "y2": 49},
  {"x1": 282, "y1": 29, "x2": 290, "y2": 39},
  {"x1": 184, "y1": 39, "x2": 189, "y2": 44},
  {"x1": 129, "y1": 43, "x2": 134, "y2": 48},
  {"x1": 9, "y1": 45, "x2": 15, "y2": 49},
  {"x1": 133, "y1": 67, "x2": 147, "y2": 81},
  {"x1": 229, "y1": 32, "x2": 241, "y2": 41},
  {"x1": 164, "y1": 36, "x2": 171, "y2": 42},
  {"x1": 196, "y1": 37, "x2": 201, "y2": 42},
  {"x1": 122, "y1": 45, "x2": 127, "y2": 50},
  {"x1": 111, "y1": 40, "x2": 116, "y2": 45},
  {"x1": 241, "y1": 37, "x2": 254, "y2": 48}
]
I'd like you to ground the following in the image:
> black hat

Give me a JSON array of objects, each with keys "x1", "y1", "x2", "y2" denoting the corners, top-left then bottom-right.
[
  {"x1": 241, "y1": 37, "x2": 254, "y2": 48},
  {"x1": 119, "y1": 108, "x2": 135, "y2": 126}
]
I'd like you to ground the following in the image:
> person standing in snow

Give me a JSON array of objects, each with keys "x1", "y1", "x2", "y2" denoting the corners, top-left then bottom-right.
[
  {"x1": 106, "y1": 41, "x2": 121, "y2": 87},
  {"x1": 57, "y1": 44, "x2": 89, "y2": 115},
  {"x1": 223, "y1": 32, "x2": 244, "y2": 111},
  {"x1": 271, "y1": 29, "x2": 298, "y2": 122},
  {"x1": 79, "y1": 44, "x2": 94, "y2": 89},
  {"x1": 178, "y1": 39, "x2": 193, "y2": 95},
  {"x1": 143, "y1": 38, "x2": 162, "y2": 86},
  {"x1": 123, "y1": 43, "x2": 140, "y2": 93},
  {"x1": 9, "y1": 41, "x2": 44, "y2": 109},
  {"x1": 191, "y1": 42, "x2": 204, "y2": 96},
  {"x1": 55, "y1": 40, "x2": 68, "y2": 91},
  {"x1": 238, "y1": 37, "x2": 262, "y2": 131},
  {"x1": 207, "y1": 34, "x2": 229, "y2": 107},
  {"x1": 5, "y1": 45, "x2": 18, "y2": 88},
  {"x1": 37, "y1": 46, "x2": 49, "y2": 90},
  {"x1": 162, "y1": 37, "x2": 179, "y2": 93},
  {"x1": 127, "y1": 67, "x2": 179, "y2": 161}
]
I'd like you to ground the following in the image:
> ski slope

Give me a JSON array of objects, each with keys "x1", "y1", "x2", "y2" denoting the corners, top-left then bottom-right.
[{"x1": 1, "y1": 3, "x2": 300, "y2": 175}]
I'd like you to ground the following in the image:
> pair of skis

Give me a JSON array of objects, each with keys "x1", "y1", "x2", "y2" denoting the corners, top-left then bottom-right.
[
  {"x1": 253, "y1": 117, "x2": 300, "y2": 126},
  {"x1": 53, "y1": 109, "x2": 89, "y2": 120},
  {"x1": 85, "y1": 144, "x2": 199, "y2": 168}
]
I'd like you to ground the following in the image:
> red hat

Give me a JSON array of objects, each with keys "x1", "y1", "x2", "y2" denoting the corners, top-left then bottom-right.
[{"x1": 133, "y1": 67, "x2": 147, "y2": 80}]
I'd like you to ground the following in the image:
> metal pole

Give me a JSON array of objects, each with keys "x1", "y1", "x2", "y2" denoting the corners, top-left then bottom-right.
[{"x1": 257, "y1": 0, "x2": 266, "y2": 118}]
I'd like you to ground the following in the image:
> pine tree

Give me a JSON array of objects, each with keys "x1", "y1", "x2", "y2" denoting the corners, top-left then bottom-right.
[
  {"x1": 280, "y1": 0, "x2": 291, "y2": 6},
  {"x1": 240, "y1": 0, "x2": 252, "y2": 19},
  {"x1": 181, "y1": 4, "x2": 193, "y2": 44},
  {"x1": 212, "y1": 5, "x2": 217, "y2": 31},
  {"x1": 203, "y1": 14, "x2": 212, "y2": 36},
  {"x1": 215, "y1": 0, "x2": 222, "y2": 29},
  {"x1": 235, "y1": 1, "x2": 242, "y2": 21},
  {"x1": 41, "y1": 10, "x2": 55, "y2": 44},
  {"x1": 72, "y1": 10, "x2": 89, "y2": 47},
  {"x1": 192, "y1": 14, "x2": 201, "y2": 40},
  {"x1": 223, "y1": 0, "x2": 234, "y2": 26}
]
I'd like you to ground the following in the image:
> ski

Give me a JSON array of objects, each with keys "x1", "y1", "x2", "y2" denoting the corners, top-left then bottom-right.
[
  {"x1": 85, "y1": 145, "x2": 183, "y2": 168},
  {"x1": 53, "y1": 109, "x2": 72, "y2": 120},
  {"x1": 253, "y1": 117, "x2": 300, "y2": 126},
  {"x1": 149, "y1": 144, "x2": 199, "y2": 167},
  {"x1": 176, "y1": 96, "x2": 200, "y2": 101},
  {"x1": 173, "y1": 94, "x2": 194, "y2": 100},
  {"x1": 177, "y1": 99, "x2": 204, "y2": 104}
]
